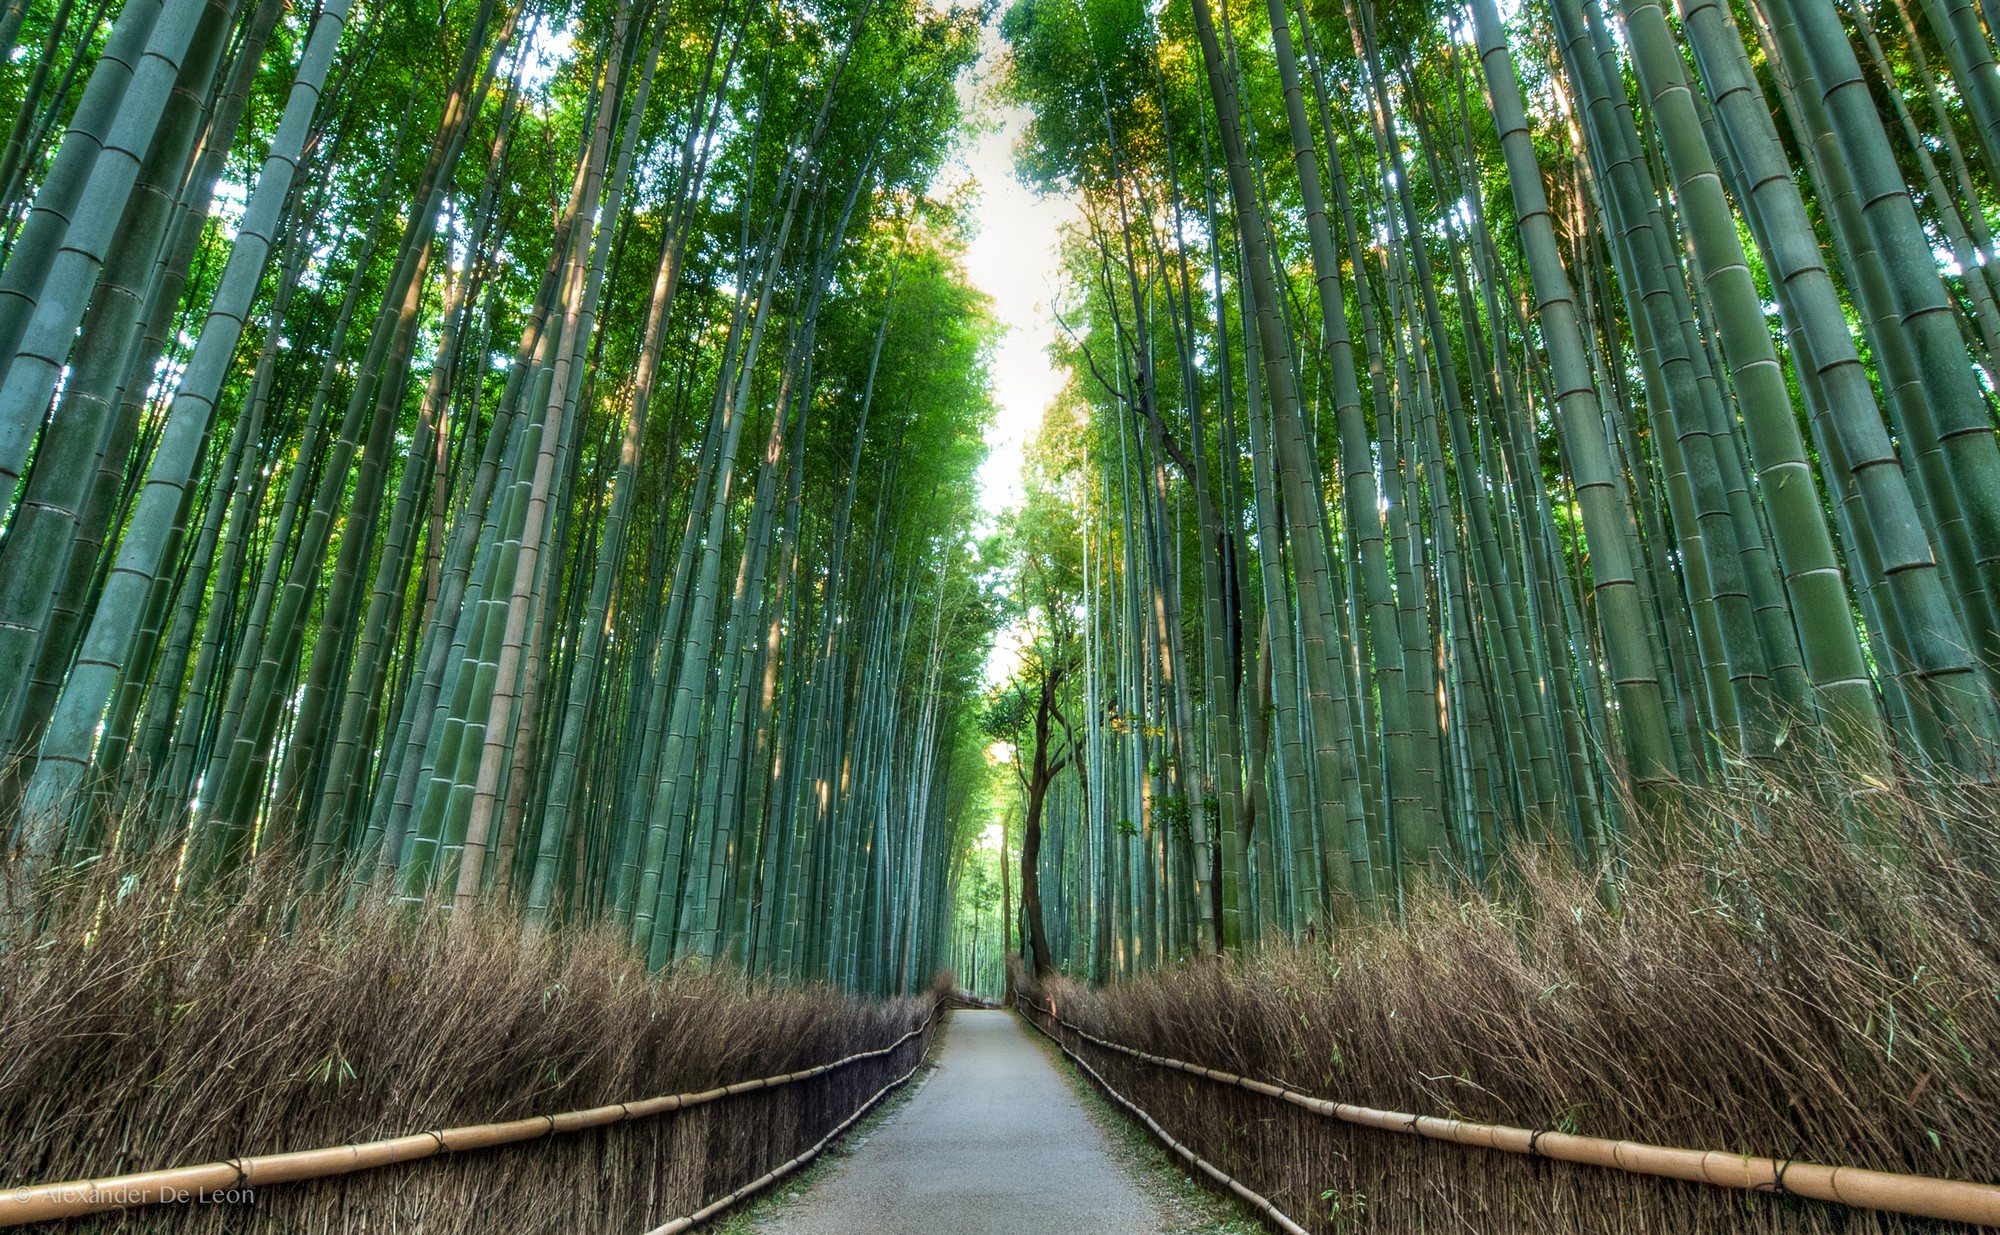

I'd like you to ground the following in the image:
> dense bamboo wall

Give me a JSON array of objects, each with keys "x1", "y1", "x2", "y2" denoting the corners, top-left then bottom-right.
[
  {"x1": 990, "y1": 0, "x2": 2000, "y2": 982},
  {"x1": 0, "y1": 0, "x2": 1000, "y2": 995}
]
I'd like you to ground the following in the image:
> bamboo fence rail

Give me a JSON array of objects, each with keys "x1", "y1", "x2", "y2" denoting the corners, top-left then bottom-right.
[
  {"x1": 0, "y1": 1001, "x2": 939, "y2": 1227},
  {"x1": 1017, "y1": 992, "x2": 1310, "y2": 1233},
  {"x1": 1017, "y1": 996, "x2": 2000, "y2": 1227}
]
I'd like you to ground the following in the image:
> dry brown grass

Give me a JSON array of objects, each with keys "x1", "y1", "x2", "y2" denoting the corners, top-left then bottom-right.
[
  {"x1": 0, "y1": 853, "x2": 939, "y2": 1232},
  {"x1": 1027, "y1": 774, "x2": 2000, "y2": 1233}
]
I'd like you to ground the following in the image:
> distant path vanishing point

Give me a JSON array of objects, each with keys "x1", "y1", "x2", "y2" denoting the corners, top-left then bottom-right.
[{"x1": 756, "y1": 1008, "x2": 1165, "y2": 1235}]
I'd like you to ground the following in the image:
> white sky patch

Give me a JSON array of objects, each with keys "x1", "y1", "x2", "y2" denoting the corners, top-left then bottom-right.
[
  {"x1": 984, "y1": 614, "x2": 1032, "y2": 687},
  {"x1": 940, "y1": 22, "x2": 1080, "y2": 526},
  {"x1": 521, "y1": 25, "x2": 574, "y2": 93}
]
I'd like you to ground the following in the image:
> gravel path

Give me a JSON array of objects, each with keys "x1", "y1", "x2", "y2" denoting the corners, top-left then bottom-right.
[{"x1": 755, "y1": 1009, "x2": 1164, "y2": 1234}]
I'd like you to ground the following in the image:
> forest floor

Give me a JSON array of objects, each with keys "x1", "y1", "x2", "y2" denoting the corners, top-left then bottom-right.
[{"x1": 739, "y1": 1009, "x2": 1252, "y2": 1234}]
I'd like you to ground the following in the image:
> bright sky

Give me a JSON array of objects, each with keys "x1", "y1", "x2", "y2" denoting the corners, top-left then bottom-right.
[{"x1": 940, "y1": 23, "x2": 1081, "y2": 522}]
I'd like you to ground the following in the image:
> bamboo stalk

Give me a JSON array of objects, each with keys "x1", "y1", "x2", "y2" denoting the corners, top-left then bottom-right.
[
  {"x1": 1017, "y1": 999, "x2": 2000, "y2": 1227},
  {"x1": 0, "y1": 1003, "x2": 938, "y2": 1227}
]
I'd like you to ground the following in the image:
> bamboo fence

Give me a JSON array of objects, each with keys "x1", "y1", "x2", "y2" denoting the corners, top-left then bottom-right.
[
  {"x1": 0, "y1": 1001, "x2": 939, "y2": 1228},
  {"x1": 1017, "y1": 996, "x2": 2000, "y2": 1228},
  {"x1": 641, "y1": 1047, "x2": 928, "y2": 1234},
  {"x1": 1016, "y1": 991, "x2": 1310, "y2": 1233}
]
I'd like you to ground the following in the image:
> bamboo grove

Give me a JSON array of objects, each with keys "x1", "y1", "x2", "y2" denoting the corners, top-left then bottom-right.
[
  {"x1": 988, "y1": 0, "x2": 2000, "y2": 978},
  {"x1": 0, "y1": 0, "x2": 1005, "y2": 993}
]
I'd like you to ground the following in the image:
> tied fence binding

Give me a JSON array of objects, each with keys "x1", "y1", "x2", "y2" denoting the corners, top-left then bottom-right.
[
  {"x1": 0, "y1": 1000, "x2": 941, "y2": 1228},
  {"x1": 1017, "y1": 996, "x2": 2000, "y2": 1227}
]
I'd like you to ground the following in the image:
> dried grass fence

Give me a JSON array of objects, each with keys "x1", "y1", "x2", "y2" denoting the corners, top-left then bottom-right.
[
  {"x1": 1021, "y1": 997, "x2": 1996, "y2": 1227},
  {"x1": 0, "y1": 854, "x2": 941, "y2": 1233},
  {"x1": 1022, "y1": 780, "x2": 2000, "y2": 1233}
]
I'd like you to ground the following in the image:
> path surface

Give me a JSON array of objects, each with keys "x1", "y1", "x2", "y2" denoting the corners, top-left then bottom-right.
[{"x1": 756, "y1": 1009, "x2": 1164, "y2": 1234}]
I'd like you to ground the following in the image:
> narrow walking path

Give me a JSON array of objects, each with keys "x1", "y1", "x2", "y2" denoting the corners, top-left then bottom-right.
[{"x1": 756, "y1": 1009, "x2": 1165, "y2": 1234}]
